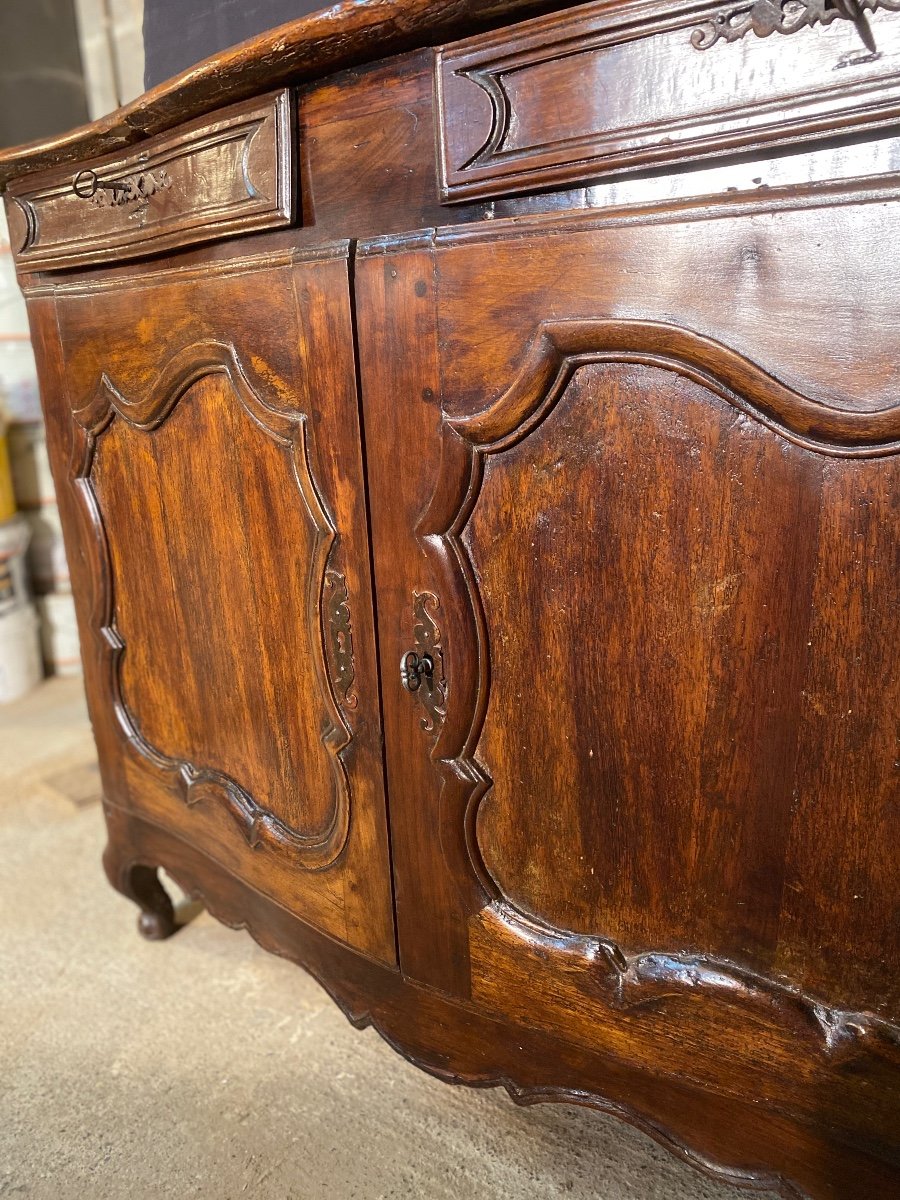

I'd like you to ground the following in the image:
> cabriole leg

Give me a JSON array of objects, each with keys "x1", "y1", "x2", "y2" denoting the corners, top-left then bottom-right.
[{"x1": 102, "y1": 837, "x2": 177, "y2": 941}]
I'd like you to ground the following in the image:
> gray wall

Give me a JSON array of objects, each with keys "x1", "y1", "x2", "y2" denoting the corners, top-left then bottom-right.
[
  {"x1": 143, "y1": 0, "x2": 323, "y2": 89},
  {"x1": 0, "y1": 0, "x2": 88, "y2": 147}
]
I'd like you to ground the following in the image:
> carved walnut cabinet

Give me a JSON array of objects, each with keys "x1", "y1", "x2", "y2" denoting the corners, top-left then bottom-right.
[{"x1": 3, "y1": 2, "x2": 899, "y2": 1196}]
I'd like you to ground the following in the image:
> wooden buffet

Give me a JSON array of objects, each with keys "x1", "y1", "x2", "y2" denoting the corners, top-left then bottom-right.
[{"x1": 2, "y1": 2, "x2": 899, "y2": 1195}]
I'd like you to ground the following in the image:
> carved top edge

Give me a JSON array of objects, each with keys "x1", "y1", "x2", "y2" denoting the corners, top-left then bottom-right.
[
  {"x1": 73, "y1": 338, "x2": 301, "y2": 437},
  {"x1": 0, "y1": 0, "x2": 596, "y2": 188},
  {"x1": 450, "y1": 318, "x2": 900, "y2": 457}
]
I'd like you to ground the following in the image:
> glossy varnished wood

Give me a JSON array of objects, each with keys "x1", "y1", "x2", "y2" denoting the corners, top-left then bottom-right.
[
  {"x1": 437, "y1": 0, "x2": 900, "y2": 201},
  {"x1": 357, "y1": 177, "x2": 900, "y2": 1194},
  {"x1": 30, "y1": 245, "x2": 395, "y2": 964},
  {"x1": 106, "y1": 807, "x2": 900, "y2": 1200},
  {"x1": 4, "y1": 2, "x2": 899, "y2": 1197},
  {"x1": 0, "y1": 0, "x2": 591, "y2": 187},
  {"x1": 7, "y1": 90, "x2": 294, "y2": 271}
]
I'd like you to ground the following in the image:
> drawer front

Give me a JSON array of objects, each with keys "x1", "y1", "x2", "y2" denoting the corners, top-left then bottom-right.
[
  {"x1": 437, "y1": 0, "x2": 900, "y2": 202},
  {"x1": 7, "y1": 90, "x2": 294, "y2": 271}
]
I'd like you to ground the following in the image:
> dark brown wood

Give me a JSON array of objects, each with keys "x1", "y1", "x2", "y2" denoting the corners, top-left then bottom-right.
[
  {"x1": 0, "y1": 0, "x2": 593, "y2": 189},
  {"x1": 7, "y1": 90, "x2": 294, "y2": 272},
  {"x1": 298, "y1": 53, "x2": 493, "y2": 242},
  {"x1": 437, "y1": 0, "x2": 900, "y2": 202},
  {"x1": 357, "y1": 177, "x2": 900, "y2": 1193},
  {"x1": 104, "y1": 806, "x2": 900, "y2": 1200},
  {"x1": 5, "y1": 2, "x2": 900, "y2": 1197},
  {"x1": 28, "y1": 243, "x2": 396, "y2": 965},
  {"x1": 102, "y1": 853, "x2": 177, "y2": 941}
]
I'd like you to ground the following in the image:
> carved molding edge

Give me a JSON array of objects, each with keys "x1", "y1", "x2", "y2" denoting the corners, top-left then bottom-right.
[
  {"x1": 484, "y1": 903, "x2": 900, "y2": 1068},
  {"x1": 452, "y1": 319, "x2": 900, "y2": 457},
  {"x1": 416, "y1": 316, "x2": 900, "y2": 1067},
  {"x1": 692, "y1": 0, "x2": 900, "y2": 48},
  {"x1": 8, "y1": 196, "x2": 38, "y2": 255},
  {"x1": 106, "y1": 822, "x2": 858, "y2": 1200},
  {"x1": 195, "y1": 884, "x2": 806, "y2": 1200},
  {"x1": 455, "y1": 68, "x2": 511, "y2": 173},
  {"x1": 71, "y1": 338, "x2": 352, "y2": 870}
]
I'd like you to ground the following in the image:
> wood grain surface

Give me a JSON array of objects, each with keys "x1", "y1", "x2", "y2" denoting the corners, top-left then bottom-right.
[
  {"x1": 31, "y1": 246, "x2": 396, "y2": 964},
  {"x1": 438, "y1": 1, "x2": 900, "y2": 200},
  {"x1": 6, "y1": 1, "x2": 900, "y2": 1195},
  {"x1": 7, "y1": 91, "x2": 294, "y2": 271}
]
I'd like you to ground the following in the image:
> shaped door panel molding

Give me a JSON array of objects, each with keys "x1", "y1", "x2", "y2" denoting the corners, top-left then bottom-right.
[
  {"x1": 72, "y1": 338, "x2": 351, "y2": 867},
  {"x1": 447, "y1": 327, "x2": 898, "y2": 1006},
  {"x1": 49, "y1": 248, "x2": 396, "y2": 963},
  {"x1": 423, "y1": 317, "x2": 900, "y2": 1012},
  {"x1": 357, "y1": 233, "x2": 900, "y2": 1087}
]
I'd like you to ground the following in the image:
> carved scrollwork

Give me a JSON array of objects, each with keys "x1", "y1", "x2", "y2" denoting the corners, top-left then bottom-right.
[
  {"x1": 410, "y1": 591, "x2": 447, "y2": 735},
  {"x1": 134, "y1": 848, "x2": 814, "y2": 1198},
  {"x1": 324, "y1": 569, "x2": 358, "y2": 711},
  {"x1": 73, "y1": 166, "x2": 172, "y2": 207},
  {"x1": 109, "y1": 811, "x2": 900, "y2": 1200},
  {"x1": 691, "y1": 0, "x2": 900, "y2": 49}
]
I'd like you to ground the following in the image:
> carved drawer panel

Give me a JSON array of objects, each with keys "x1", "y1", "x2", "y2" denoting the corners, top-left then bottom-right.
[
  {"x1": 437, "y1": 0, "x2": 900, "y2": 202},
  {"x1": 7, "y1": 90, "x2": 294, "y2": 271}
]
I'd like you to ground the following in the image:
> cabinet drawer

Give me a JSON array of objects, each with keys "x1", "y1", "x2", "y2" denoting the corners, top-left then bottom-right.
[
  {"x1": 7, "y1": 90, "x2": 294, "y2": 271},
  {"x1": 437, "y1": 0, "x2": 900, "y2": 202}
]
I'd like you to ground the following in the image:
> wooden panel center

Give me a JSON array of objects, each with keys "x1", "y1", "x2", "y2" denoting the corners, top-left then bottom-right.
[
  {"x1": 91, "y1": 371, "x2": 339, "y2": 842},
  {"x1": 465, "y1": 360, "x2": 898, "y2": 996}
]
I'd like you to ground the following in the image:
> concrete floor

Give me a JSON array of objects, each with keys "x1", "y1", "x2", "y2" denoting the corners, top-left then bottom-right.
[{"x1": 0, "y1": 678, "x2": 780, "y2": 1200}]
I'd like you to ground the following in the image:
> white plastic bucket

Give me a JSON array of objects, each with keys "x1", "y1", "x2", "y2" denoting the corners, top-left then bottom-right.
[
  {"x1": 37, "y1": 592, "x2": 83, "y2": 678},
  {"x1": 0, "y1": 512, "x2": 32, "y2": 616},
  {"x1": 24, "y1": 505, "x2": 69, "y2": 593},
  {"x1": 0, "y1": 603, "x2": 42, "y2": 703}
]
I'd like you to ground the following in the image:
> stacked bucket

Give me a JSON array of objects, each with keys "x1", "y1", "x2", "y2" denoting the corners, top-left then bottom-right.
[
  {"x1": 8, "y1": 420, "x2": 82, "y2": 677},
  {"x1": 0, "y1": 413, "x2": 42, "y2": 703},
  {"x1": 1, "y1": 204, "x2": 82, "y2": 697}
]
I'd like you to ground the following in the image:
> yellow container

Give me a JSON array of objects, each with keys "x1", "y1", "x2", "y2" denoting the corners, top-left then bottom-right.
[{"x1": 0, "y1": 421, "x2": 16, "y2": 524}]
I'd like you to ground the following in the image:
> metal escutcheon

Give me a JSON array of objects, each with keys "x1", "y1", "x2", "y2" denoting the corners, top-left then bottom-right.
[{"x1": 400, "y1": 650, "x2": 434, "y2": 693}]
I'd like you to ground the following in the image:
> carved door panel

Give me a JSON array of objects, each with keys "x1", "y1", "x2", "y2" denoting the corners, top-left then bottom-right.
[
  {"x1": 356, "y1": 206, "x2": 900, "y2": 1111},
  {"x1": 38, "y1": 244, "x2": 395, "y2": 964}
]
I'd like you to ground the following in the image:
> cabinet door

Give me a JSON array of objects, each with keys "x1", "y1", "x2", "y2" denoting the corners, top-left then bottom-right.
[
  {"x1": 32, "y1": 244, "x2": 395, "y2": 964},
  {"x1": 356, "y1": 208, "x2": 900, "y2": 1114}
]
